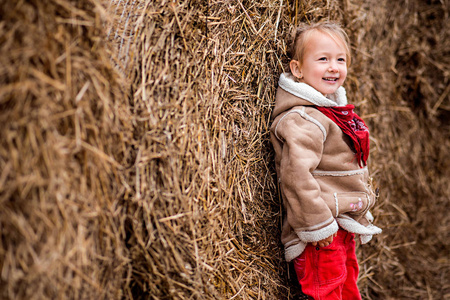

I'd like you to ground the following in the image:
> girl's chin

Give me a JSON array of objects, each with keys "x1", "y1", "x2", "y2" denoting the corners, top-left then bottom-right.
[
  {"x1": 308, "y1": 81, "x2": 342, "y2": 95},
  {"x1": 318, "y1": 88, "x2": 339, "y2": 96}
]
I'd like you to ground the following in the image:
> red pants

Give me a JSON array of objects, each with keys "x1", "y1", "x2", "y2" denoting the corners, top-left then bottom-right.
[{"x1": 293, "y1": 229, "x2": 361, "y2": 300}]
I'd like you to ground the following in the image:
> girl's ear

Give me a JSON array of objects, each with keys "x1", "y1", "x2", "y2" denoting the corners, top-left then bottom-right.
[{"x1": 289, "y1": 60, "x2": 303, "y2": 79}]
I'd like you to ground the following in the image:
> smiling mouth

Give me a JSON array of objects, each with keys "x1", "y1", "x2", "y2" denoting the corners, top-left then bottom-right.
[{"x1": 323, "y1": 77, "x2": 339, "y2": 82}]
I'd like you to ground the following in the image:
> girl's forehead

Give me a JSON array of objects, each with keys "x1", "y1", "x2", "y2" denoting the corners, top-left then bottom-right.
[{"x1": 304, "y1": 31, "x2": 347, "y2": 53}]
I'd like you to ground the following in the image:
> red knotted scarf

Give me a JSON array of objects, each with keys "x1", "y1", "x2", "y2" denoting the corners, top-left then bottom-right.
[{"x1": 316, "y1": 105, "x2": 370, "y2": 167}]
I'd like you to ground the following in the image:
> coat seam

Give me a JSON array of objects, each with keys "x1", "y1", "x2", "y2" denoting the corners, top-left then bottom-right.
[
  {"x1": 274, "y1": 107, "x2": 327, "y2": 142},
  {"x1": 312, "y1": 167, "x2": 367, "y2": 177}
]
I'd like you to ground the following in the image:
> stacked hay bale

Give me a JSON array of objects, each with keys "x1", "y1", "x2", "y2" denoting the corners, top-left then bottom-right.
[
  {"x1": 1, "y1": 0, "x2": 448, "y2": 299},
  {"x1": 351, "y1": 1, "x2": 450, "y2": 298},
  {"x1": 104, "y1": 0, "x2": 287, "y2": 298},
  {"x1": 0, "y1": 0, "x2": 132, "y2": 298}
]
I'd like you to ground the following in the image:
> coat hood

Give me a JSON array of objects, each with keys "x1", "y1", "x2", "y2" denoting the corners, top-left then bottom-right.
[{"x1": 271, "y1": 73, "x2": 348, "y2": 120}]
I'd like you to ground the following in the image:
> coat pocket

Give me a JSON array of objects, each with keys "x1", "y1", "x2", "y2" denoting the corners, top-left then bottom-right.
[{"x1": 334, "y1": 192, "x2": 371, "y2": 218}]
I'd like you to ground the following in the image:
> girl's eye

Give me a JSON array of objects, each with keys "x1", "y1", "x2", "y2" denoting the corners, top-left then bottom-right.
[
  {"x1": 318, "y1": 57, "x2": 327, "y2": 61},
  {"x1": 338, "y1": 58, "x2": 346, "y2": 62}
]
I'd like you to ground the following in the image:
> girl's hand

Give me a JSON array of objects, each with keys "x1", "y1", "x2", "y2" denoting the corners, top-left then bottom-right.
[{"x1": 311, "y1": 232, "x2": 337, "y2": 247}]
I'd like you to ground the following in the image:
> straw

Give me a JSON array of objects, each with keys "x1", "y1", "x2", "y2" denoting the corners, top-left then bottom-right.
[{"x1": 1, "y1": 0, "x2": 448, "y2": 299}]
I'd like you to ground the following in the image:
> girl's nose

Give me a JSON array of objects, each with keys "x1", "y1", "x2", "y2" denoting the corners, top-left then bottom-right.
[
  {"x1": 328, "y1": 60, "x2": 339, "y2": 72},
  {"x1": 328, "y1": 62, "x2": 338, "y2": 72}
]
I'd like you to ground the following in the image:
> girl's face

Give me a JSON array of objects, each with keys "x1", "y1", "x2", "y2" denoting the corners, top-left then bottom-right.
[{"x1": 290, "y1": 31, "x2": 348, "y2": 96}]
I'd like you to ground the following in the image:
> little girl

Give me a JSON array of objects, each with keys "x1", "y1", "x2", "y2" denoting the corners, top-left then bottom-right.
[{"x1": 270, "y1": 21, "x2": 382, "y2": 299}]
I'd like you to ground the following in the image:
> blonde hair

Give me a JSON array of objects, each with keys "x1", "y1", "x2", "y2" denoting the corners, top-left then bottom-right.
[{"x1": 288, "y1": 21, "x2": 352, "y2": 69}]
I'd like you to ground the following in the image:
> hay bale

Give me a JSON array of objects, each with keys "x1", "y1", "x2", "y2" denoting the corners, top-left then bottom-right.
[
  {"x1": 0, "y1": 0, "x2": 132, "y2": 298},
  {"x1": 1, "y1": 0, "x2": 448, "y2": 299},
  {"x1": 104, "y1": 0, "x2": 287, "y2": 298},
  {"x1": 349, "y1": 1, "x2": 450, "y2": 298}
]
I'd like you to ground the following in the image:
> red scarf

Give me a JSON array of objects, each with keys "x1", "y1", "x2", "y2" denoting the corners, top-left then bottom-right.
[{"x1": 316, "y1": 105, "x2": 370, "y2": 167}]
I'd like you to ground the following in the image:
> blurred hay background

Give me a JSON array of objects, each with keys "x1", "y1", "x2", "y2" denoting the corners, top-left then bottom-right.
[
  {"x1": 1, "y1": 0, "x2": 448, "y2": 300},
  {"x1": 0, "y1": 0, "x2": 133, "y2": 299}
]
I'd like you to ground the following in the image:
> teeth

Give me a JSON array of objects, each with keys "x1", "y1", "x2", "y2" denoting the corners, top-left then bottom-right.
[{"x1": 324, "y1": 77, "x2": 338, "y2": 81}]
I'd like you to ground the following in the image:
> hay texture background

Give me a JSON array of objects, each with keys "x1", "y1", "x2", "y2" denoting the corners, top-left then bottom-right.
[
  {"x1": 1, "y1": 0, "x2": 449, "y2": 299},
  {"x1": 0, "y1": 0, "x2": 132, "y2": 298}
]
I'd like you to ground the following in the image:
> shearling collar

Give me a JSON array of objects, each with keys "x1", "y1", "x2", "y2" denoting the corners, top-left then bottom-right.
[{"x1": 278, "y1": 72, "x2": 348, "y2": 107}]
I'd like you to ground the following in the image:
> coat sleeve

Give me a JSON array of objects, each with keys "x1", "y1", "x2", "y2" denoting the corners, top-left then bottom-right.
[{"x1": 274, "y1": 110, "x2": 338, "y2": 242}]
